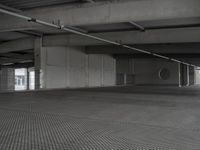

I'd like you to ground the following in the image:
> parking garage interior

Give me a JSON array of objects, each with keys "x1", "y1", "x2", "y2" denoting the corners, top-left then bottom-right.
[{"x1": 0, "y1": 0, "x2": 200, "y2": 149}]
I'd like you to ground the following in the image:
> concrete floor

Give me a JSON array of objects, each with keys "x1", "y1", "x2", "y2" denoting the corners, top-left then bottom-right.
[{"x1": 0, "y1": 86, "x2": 200, "y2": 149}]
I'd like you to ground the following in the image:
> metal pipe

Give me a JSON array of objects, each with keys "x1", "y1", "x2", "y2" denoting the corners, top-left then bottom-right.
[
  {"x1": 65, "y1": 25, "x2": 88, "y2": 34},
  {"x1": 0, "y1": 4, "x2": 21, "y2": 13},
  {"x1": 0, "y1": 8, "x2": 198, "y2": 67},
  {"x1": 129, "y1": 21, "x2": 145, "y2": 31},
  {"x1": 0, "y1": 8, "x2": 30, "y2": 20},
  {"x1": 152, "y1": 53, "x2": 170, "y2": 60}
]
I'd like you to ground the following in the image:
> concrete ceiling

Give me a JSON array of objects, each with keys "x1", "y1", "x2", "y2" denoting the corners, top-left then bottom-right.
[
  {"x1": 79, "y1": 18, "x2": 200, "y2": 33},
  {"x1": 0, "y1": 0, "x2": 107, "y2": 10},
  {"x1": 0, "y1": 0, "x2": 199, "y2": 32},
  {"x1": 0, "y1": 32, "x2": 29, "y2": 42},
  {"x1": 1, "y1": 17, "x2": 200, "y2": 42},
  {"x1": 0, "y1": 49, "x2": 33, "y2": 65},
  {"x1": 0, "y1": 0, "x2": 200, "y2": 65}
]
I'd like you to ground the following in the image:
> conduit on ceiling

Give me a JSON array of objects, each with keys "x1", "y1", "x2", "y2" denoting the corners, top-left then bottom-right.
[{"x1": 0, "y1": 8, "x2": 198, "y2": 68}]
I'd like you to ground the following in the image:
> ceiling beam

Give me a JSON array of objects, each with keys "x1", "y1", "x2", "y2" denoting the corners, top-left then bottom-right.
[
  {"x1": 0, "y1": 0, "x2": 199, "y2": 32},
  {"x1": 85, "y1": 44, "x2": 200, "y2": 54},
  {"x1": 0, "y1": 58, "x2": 33, "y2": 65},
  {"x1": 16, "y1": 31, "x2": 43, "y2": 37},
  {"x1": 1, "y1": 62, "x2": 34, "y2": 68},
  {"x1": 0, "y1": 27, "x2": 200, "y2": 54},
  {"x1": 43, "y1": 27, "x2": 200, "y2": 46},
  {"x1": 114, "y1": 53, "x2": 200, "y2": 59},
  {"x1": 1, "y1": 31, "x2": 200, "y2": 54},
  {"x1": 0, "y1": 37, "x2": 34, "y2": 53},
  {"x1": 83, "y1": 0, "x2": 95, "y2": 3}
]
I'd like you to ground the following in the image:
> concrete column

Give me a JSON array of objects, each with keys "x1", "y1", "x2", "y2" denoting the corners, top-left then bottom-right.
[
  {"x1": 34, "y1": 37, "x2": 42, "y2": 90},
  {"x1": 180, "y1": 64, "x2": 189, "y2": 87},
  {"x1": 189, "y1": 66, "x2": 195, "y2": 86},
  {"x1": 186, "y1": 65, "x2": 190, "y2": 86},
  {"x1": 124, "y1": 73, "x2": 127, "y2": 85},
  {"x1": 178, "y1": 63, "x2": 181, "y2": 87},
  {"x1": 0, "y1": 68, "x2": 15, "y2": 91},
  {"x1": 85, "y1": 54, "x2": 89, "y2": 87},
  {"x1": 27, "y1": 68, "x2": 30, "y2": 90}
]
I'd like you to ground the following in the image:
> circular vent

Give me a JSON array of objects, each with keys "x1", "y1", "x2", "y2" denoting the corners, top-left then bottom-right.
[{"x1": 159, "y1": 68, "x2": 170, "y2": 80}]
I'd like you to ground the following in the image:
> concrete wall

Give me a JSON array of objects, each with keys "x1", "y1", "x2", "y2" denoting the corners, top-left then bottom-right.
[
  {"x1": 189, "y1": 66, "x2": 195, "y2": 86},
  {"x1": 116, "y1": 58, "x2": 135, "y2": 85},
  {"x1": 134, "y1": 58, "x2": 180, "y2": 86},
  {"x1": 116, "y1": 58, "x2": 134, "y2": 74},
  {"x1": 179, "y1": 64, "x2": 190, "y2": 87},
  {"x1": 0, "y1": 68, "x2": 15, "y2": 91},
  {"x1": 195, "y1": 68, "x2": 200, "y2": 85},
  {"x1": 41, "y1": 46, "x2": 116, "y2": 89}
]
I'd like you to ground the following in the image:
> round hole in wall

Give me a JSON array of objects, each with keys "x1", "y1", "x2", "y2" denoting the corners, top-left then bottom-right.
[{"x1": 159, "y1": 68, "x2": 170, "y2": 80}]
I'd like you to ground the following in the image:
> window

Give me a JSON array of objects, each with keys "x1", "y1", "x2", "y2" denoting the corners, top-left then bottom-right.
[{"x1": 15, "y1": 68, "x2": 27, "y2": 91}]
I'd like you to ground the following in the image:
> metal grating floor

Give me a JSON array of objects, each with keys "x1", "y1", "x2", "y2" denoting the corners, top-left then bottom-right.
[{"x1": 0, "y1": 86, "x2": 200, "y2": 150}]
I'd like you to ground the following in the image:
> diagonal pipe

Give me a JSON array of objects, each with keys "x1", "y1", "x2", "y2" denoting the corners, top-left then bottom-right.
[{"x1": 0, "y1": 8, "x2": 198, "y2": 68}]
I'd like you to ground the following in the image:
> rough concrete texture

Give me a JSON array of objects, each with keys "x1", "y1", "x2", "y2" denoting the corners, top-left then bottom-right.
[
  {"x1": 1, "y1": 0, "x2": 200, "y2": 32},
  {"x1": 41, "y1": 47, "x2": 116, "y2": 89},
  {"x1": 134, "y1": 59, "x2": 180, "y2": 86},
  {"x1": 0, "y1": 68, "x2": 15, "y2": 91},
  {"x1": 0, "y1": 86, "x2": 200, "y2": 149}
]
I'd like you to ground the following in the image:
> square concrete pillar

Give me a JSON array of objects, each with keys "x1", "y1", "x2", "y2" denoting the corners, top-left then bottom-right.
[
  {"x1": 189, "y1": 66, "x2": 195, "y2": 86},
  {"x1": 0, "y1": 67, "x2": 15, "y2": 91},
  {"x1": 179, "y1": 64, "x2": 189, "y2": 87},
  {"x1": 34, "y1": 38, "x2": 42, "y2": 90}
]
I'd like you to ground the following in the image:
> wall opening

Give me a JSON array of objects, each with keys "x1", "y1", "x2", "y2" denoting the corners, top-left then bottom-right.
[
  {"x1": 15, "y1": 68, "x2": 35, "y2": 91},
  {"x1": 15, "y1": 68, "x2": 27, "y2": 91}
]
